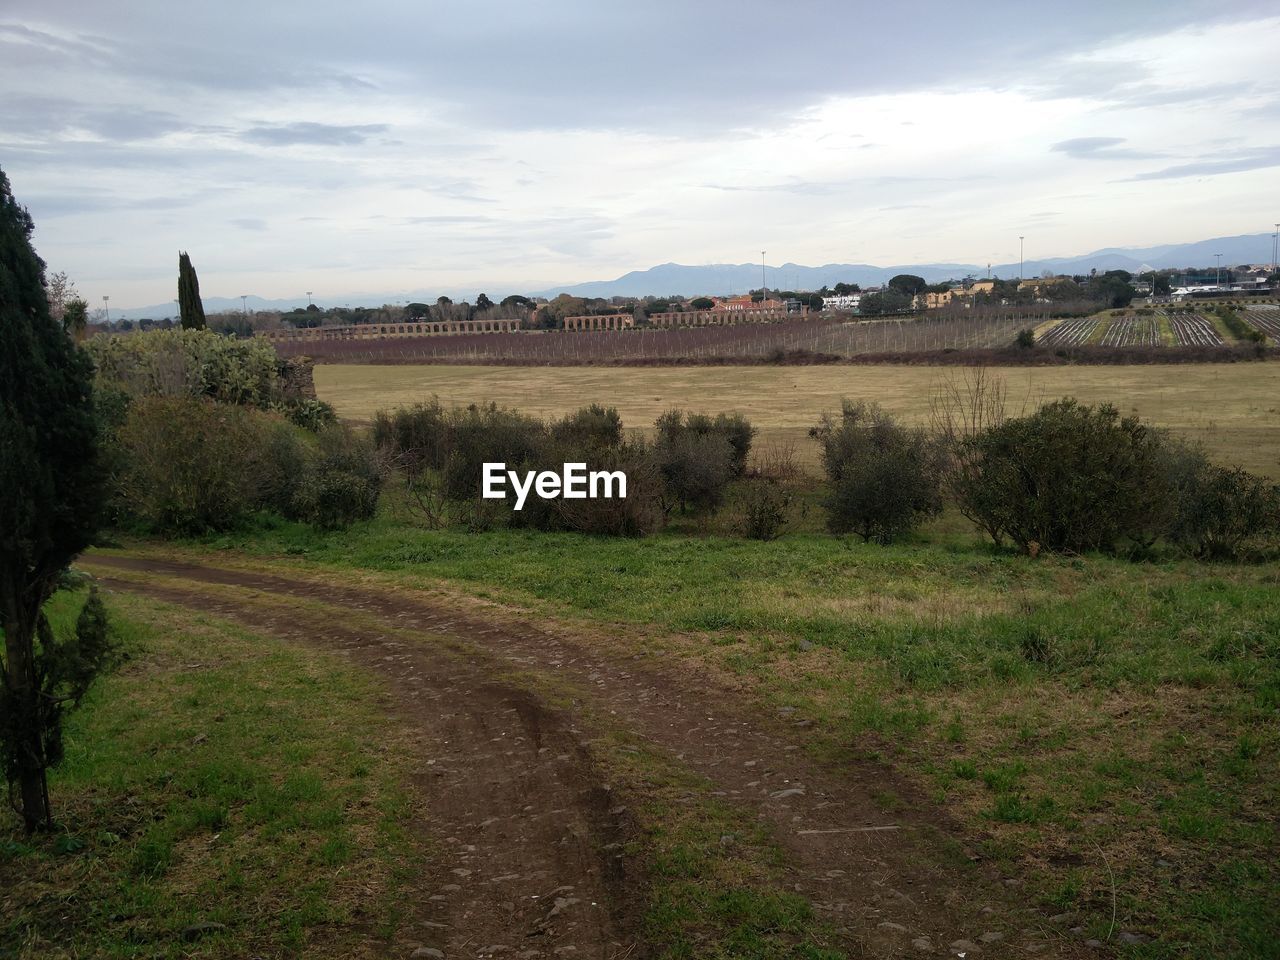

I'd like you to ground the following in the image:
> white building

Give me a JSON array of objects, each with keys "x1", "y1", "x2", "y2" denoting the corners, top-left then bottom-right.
[{"x1": 822, "y1": 293, "x2": 862, "y2": 311}]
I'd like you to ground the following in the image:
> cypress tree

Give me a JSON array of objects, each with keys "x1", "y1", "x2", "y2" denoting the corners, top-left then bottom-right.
[
  {"x1": 178, "y1": 250, "x2": 206, "y2": 330},
  {"x1": 0, "y1": 166, "x2": 107, "y2": 831}
]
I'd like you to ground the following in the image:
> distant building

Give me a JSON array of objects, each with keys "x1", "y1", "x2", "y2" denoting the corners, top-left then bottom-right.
[
  {"x1": 712, "y1": 295, "x2": 785, "y2": 312},
  {"x1": 821, "y1": 293, "x2": 862, "y2": 311},
  {"x1": 917, "y1": 289, "x2": 955, "y2": 310}
]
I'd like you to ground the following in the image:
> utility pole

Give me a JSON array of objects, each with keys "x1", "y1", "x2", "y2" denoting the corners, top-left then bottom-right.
[
  {"x1": 1019, "y1": 236, "x2": 1025, "y2": 281},
  {"x1": 1273, "y1": 223, "x2": 1278, "y2": 279},
  {"x1": 1215, "y1": 253, "x2": 1223, "y2": 288},
  {"x1": 102, "y1": 295, "x2": 109, "y2": 324},
  {"x1": 760, "y1": 251, "x2": 767, "y2": 302}
]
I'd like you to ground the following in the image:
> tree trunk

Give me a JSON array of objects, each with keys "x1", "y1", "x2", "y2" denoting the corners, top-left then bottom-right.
[{"x1": 2, "y1": 613, "x2": 49, "y2": 832}]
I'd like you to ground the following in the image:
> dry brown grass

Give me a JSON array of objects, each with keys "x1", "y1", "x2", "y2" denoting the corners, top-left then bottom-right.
[{"x1": 316, "y1": 362, "x2": 1280, "y2": 476}]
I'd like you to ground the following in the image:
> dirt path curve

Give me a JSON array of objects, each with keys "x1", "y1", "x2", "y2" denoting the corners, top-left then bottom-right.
[
  {"x1": 85, "y1": 553, "x2": 1090, "y2": 959},
  {"x1": 91, "y1": 568, "x2": 637, "y2": 960}
]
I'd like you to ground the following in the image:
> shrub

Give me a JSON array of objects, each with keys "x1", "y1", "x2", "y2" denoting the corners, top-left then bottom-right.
[
  {"x1": 440, "y1": 403, "x2": 547, "y2": 503},
  {"x1": 550, "y1": 404, "x2": 623, "y2": 452},
  {"x1": 284, "y1": 397, "x2": 338, "y2": 432},
  {"x1": 372, "y1": 398, "x2": 450, "y2": 476},
  {"x1": 811, "y1": 400, "x2": 944, "y2": 543},
  {"x1": 656, "y1": 409, "x2": 755, "y2": 478},
  {"x1": 1015, "y1": 328, "x2": 1035, "y2": 349},
  {"x1": 112, "y1": 397, "x2": 382, "y2": 534},
  {"x1": 656, "y1": 430, "x2": 735, "y2": 519},
  {"x1": 89, "y1": 328, "x2": 280, "y2": 407},
  {"x1": 114, "y1": 397, "x2": 284, "y2": 534},
  {"x1": 735, "y1": 478, "x2": 794, "y2": 541},
  {"x1": 1166, "y1": 460, "x2": 1280, "y2": 559},
  {"x1": 952, "y1": 399, "x2": 1169, "y2": 553},
  {"x1": 552, "y1": 439, "x2": 665, "y2": 537},
  {"x1": 289, "y1": 426, "x2": 384, "y2": 530}
]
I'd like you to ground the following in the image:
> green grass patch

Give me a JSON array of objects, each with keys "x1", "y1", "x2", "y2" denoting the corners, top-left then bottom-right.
[
  {"x1": 0, "y1": 590, "x2": 422, "y2": 959},
  {"x1": 90, "y1": 504, "x2": 1280, "y2": 958}
]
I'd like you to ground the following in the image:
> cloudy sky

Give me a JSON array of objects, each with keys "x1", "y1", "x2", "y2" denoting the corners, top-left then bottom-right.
[{"x1": 3, "y1": 1, "x2": 1279, "y2": 308}]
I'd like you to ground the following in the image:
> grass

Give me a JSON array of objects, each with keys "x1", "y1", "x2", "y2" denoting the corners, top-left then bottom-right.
[
  {"x1": 64, "y1": 567, "x2": 853, "y2": 959},
  {"x1": 0, "y1": 589, "x2": 421, "y2": 959},
  {"x1": 314, "y1": 362, "x2": 1280, "y2": 476},
  {"x1": 112, "y1": 496, "x2": 1280, "y2": 959}
]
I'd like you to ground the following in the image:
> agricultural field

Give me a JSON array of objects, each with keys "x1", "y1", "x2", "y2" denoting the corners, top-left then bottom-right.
[
  {"x1": 1100, "y1": 315, "x2": 1161, "y2": 347},
  {"x1": 1037, "y1": 317, "x2": 1100, "y2": 346},
  {"x1": 1166, "y1": 313, "x2": 1225, "y2": 347},
  {"x1": 275, "y1": 314, "x2": 1034, "y2": 364},
  {"x1": 315, "y1": 362, "x2": 1280, "y2": 477},
  {"x1": 1242, "y1": 309, "x2": 1280, "y2": 344}
]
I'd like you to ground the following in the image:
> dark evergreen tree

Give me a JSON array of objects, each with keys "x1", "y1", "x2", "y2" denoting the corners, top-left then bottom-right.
[
  {"x1": 178, "y1": 250, "x2": 206, "y2": 330},
  {"x1": 0, "y1": 167, "x2": 110, "y2": 831}
]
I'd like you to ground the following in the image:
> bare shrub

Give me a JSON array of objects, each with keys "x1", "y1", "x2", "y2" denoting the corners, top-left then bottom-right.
[
  {"x1": 735, "y1": 478, "x2": 795, "y2": 541},
  {"x1": 747, "y1": 439, "x2": 801, "y2": 482}
]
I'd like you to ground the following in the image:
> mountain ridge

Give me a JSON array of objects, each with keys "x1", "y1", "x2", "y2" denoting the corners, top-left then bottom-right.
[{"x1": 111, "y1": 232, "x2": 1277, "y2": 318}]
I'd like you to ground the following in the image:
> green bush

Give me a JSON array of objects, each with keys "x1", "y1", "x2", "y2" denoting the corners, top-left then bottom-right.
[
  {"x1": 89, "y1": 328, "x2": 280, "y2": 407},
  {"x1": 284, "y1": 397, "x2": 338, "y2": 432},
  {"x1": 112, "y1": 397, "x2": 381, "y2": 535},
  {"x1": 372, "y1": 398, "x2": 450, "y2": 475},
  {"x1": 656, "y1": 409, "x2": 755, "y2": 478},
  {"x1": 1167, "y1": 460, "x2": 1280, "y2": 560},
  {"x1": 551, "y1": 439, "x2": 665, "y2": 537},
  {"x1": 811, "y1": 400, "x2": 944, "y2": 544},
  {"x1": 656, "y1": 430, "x2": 735, "y2": 519},
  {"x1": 952, "y1": 399, "x2": 1169, "y2": 553},
  {"x1": 550, "y1": 403, "x2": 623, "y2": 452},
  {"x1": 114, "y1": 397, "x2": 286, "y2": 534},
  {"x1": 289, "y1": 426, "x2": 384, "y2": 530}
]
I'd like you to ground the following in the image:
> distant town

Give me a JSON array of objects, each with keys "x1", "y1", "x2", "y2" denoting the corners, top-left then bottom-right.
[{"x1": 83, "y1": 260, "x2": 1280, "y2": 341}]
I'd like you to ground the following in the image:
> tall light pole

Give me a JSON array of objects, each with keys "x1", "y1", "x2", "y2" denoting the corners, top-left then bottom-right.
[
  {"x1": 1214, "y1": 253, "x2": 1223, "y2": 288},
  {"x1": 306, "y1": 291, "x2": 313, "y2": 307},
  {"x1": 1019, "y1": 236, "x2": 1025, "y2": 281},
  {"x1": 1273, "y1": 223, "x2": 1278, "y2": 279},
  {"x1": 240, "y1": 295, "x2": 248, "y2": 316},
  {"x1": 102, "y1": 295, "x2": 109, "y2": 324},
  {"x1": 760, "y1": 251, "x2": 767, "y2": 302}
]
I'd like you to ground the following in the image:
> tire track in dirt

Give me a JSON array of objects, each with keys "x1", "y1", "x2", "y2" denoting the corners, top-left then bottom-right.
[
  {"x1": 86, "y1": 553, "x2": 1092, "y2": 958},
  {"x1": 90, "y1": 571, "x2": 639, "y2": 960}
]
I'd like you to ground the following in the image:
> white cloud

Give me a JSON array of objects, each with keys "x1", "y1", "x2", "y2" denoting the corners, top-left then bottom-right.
[{"x1": 1, "y1": 3, "x2": 1278, "y2": 306}]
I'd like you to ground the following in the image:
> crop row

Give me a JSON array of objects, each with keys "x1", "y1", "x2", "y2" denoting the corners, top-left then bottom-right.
[
  {"x1": 1038, "y1": 317, "x2": 1098, "y2": 346},
  {"x1": 1166, "y1": 313, "x2": 1224, "y2": 347},
  {"x1": 1241, "y1": 311, "x2": 1280, "y2": 344},
  {"x1": 1101, "y1": 316, "x2": 1160, "y2": 347}
]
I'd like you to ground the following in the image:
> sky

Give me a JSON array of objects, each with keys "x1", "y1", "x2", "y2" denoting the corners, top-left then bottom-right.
[{"x1": 3, "y1": 0, "x2": 1279, "y2": 309}]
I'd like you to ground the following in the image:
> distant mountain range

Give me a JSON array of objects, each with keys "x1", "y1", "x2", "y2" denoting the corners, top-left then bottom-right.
[{"x1": 112, "y1": 232, "x2": 1277, "y2": 318}]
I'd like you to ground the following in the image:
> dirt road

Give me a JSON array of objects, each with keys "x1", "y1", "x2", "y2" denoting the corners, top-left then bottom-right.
[{"x1": 84, "y1": 552, "x2": 1090, "y2": 959}]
